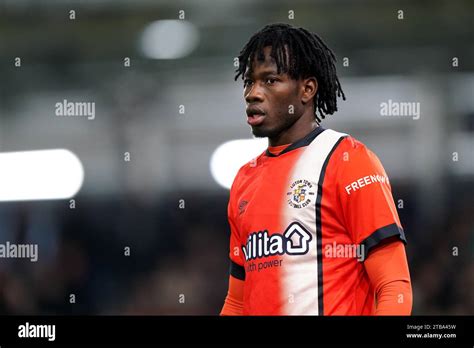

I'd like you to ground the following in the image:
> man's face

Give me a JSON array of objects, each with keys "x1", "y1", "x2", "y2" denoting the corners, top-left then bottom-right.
[{"x1": 243, "y1": 46, "x2": 305, "y2": 139}]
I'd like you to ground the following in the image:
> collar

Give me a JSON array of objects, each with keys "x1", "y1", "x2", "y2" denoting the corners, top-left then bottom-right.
[{"x1": 265, "y1": 126, "x2": 326, "y2": 157}]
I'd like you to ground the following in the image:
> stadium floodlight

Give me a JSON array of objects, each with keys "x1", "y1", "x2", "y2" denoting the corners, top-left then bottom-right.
[
  {"x1": 0, "y1": 149, "x2": 84, "y2": 202},
  {"x1": 210, "y1": 138, "x2": 267, "y2": 190},
  {"x1": 140, "y1": 20, "x2": 199, "y2": 59}
]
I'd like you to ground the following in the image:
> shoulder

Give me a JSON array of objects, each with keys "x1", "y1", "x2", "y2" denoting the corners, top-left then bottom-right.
[
  {"x1": 330, "y1": 132, "x2": 380, "y2": 164},
  {"x1": 325, "y1": 132, "x2": 387, "y2": 183},
  {"x1": 313, "y1": 128, "x2": 371, "y2": 159},
  {"x1": 332, "y1": 132, "x2": 368, "y2": 153}
]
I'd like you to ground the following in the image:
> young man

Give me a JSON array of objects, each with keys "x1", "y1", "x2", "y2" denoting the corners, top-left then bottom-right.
[{"x1": 221, "y1": 23, "x2": 412, "y2": 315}]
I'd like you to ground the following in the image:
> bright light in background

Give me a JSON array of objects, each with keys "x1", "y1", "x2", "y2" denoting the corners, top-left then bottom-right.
[
  {"x1": 0, "y1": 149, "x2": 84, "y2": 202},
  {"x1": 210, "y1": 138, "x2": 267, "y2": 189},
  {"x1": 140, "y1": 20, "x2": 199, "y2": 59}
]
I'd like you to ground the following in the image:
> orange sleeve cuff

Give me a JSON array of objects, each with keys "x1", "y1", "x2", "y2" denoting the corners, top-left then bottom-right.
[
  {"x1": 364, "y1": 239, "x2": 413, "y2": 315},
  {"x1": 220, "y1": 275, "x2": 245, "y2": 316}
]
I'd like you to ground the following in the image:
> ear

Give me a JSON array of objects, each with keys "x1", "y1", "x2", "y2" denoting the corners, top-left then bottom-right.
[{"x1": 301, "y1": 77, "x2": 318, "y2": 105}]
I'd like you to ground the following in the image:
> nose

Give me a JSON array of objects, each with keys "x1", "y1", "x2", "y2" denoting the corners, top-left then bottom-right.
[{"x1": 244, "y1": 82, "x2": 264, "y2": 104}]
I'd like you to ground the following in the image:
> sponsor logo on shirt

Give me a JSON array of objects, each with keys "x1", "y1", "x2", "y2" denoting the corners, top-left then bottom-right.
[
  {"x1": 242, "y1": 222, "x2": 312, "y2": 261},
  {"x1": 344, "y1": 173, "x2": 389, "y2": 195}
]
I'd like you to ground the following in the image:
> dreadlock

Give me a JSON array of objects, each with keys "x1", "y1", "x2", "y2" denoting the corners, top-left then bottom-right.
[{"x1": 235, "y1": 23, "x2": 345, "y2": 123}]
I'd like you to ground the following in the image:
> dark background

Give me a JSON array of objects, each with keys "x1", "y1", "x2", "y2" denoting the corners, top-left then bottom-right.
[{"x1": 0, "y1": 0, "x2": 473, "y2": 315}]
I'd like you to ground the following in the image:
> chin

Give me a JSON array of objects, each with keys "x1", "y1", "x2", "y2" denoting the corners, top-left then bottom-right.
[
  {"x1": 252, "y1": 125, "x2": 284, "y2": 139},
  {"x1": 252, "y1": 127, "x2": 272, "y2": 138}
]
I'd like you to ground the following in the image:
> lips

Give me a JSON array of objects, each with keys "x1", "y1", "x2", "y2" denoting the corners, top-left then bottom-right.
[
  {"x1": 247, "y1": 114, "x2": 265, "y2": 126},
  {"x1": 246, "y1": 106, "x2": 266, "y2": 126}
]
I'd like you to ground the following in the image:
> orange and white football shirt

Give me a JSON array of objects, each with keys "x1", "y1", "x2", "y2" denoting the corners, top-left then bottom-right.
[{"x1": 227, "y1": 126, "x2": 406, "y2": 315}]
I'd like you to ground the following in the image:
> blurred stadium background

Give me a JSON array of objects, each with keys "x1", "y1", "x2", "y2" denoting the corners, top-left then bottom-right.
[{"x1": 0, "y1": 0, "x2": 473, "y2": 314}]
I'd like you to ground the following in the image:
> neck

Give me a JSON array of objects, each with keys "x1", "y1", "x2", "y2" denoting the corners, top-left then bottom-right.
[{"x1": 268, "y1": 111, "x2": 319, "y2": 147}]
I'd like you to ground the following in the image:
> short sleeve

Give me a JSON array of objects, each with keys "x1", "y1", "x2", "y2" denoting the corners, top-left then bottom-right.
[
  {"x1": 336, "y1": 137, "x2": 406, "y2": 258},
  {"x1": 227, "y1": 180, "x2": 246, "y2": 280}
]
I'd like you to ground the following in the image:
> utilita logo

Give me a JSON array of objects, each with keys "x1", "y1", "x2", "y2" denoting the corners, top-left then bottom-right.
[{"x1": 242, "y1": 222, "x2": 312, "y2": 261}]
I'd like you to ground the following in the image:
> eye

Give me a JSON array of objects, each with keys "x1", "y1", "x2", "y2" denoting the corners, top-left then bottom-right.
[
  {"x1": 265, "y1": 77, "x2": 277, "y2": 85},
  {"x1": 243, "y1": 79, "x2": 253, "y2": 88}
]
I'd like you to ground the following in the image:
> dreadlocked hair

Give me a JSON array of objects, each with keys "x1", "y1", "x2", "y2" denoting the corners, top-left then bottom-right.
[{"x1": 235, "y1": 23, "x2": 345, "y2": 123}]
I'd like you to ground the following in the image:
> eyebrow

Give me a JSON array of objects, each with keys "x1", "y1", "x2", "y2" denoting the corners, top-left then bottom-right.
[{"x1": 243, "y1": 69, "x2": 280, "y2": 79}]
